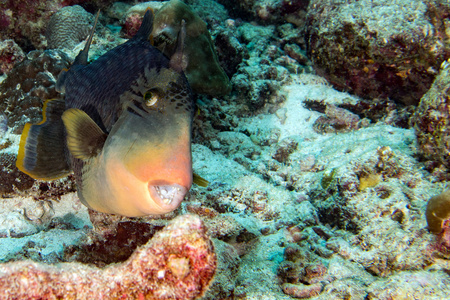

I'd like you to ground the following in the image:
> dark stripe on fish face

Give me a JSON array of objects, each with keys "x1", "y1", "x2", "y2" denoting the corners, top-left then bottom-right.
[
  {"x1": 63, "y1": 41, "x2": 172, "y2": 132},
  {"x1": 126, "y1": 100, "x2": 147, "y2": 118},
  {"x1": 119, "y1": 67, "x2": 194, "y2": 119}
]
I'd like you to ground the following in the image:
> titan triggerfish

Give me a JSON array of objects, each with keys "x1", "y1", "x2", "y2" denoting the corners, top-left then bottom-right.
[{"x1": 16, "y1": 9, "x2": 206, "y2": 217}]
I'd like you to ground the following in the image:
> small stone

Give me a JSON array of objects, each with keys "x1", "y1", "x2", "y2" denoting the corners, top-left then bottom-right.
[{"x1": 282, "y1": 282, "x2": 323, "y2": 298}]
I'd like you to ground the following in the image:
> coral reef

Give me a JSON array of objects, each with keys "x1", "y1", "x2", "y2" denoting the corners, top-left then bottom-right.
[
  {"x1": 0, "y1": 40, "x2": 25, "y2": 75},
  {"x1": 412, "y1": 59, "x2": 450, "y2": 177},
  {"x1": 0, "y1": 0, "x2": 65, "y2": 49},
  {"x1": 0, "y1": 153, "x2": 34, "y2": 195},
  {"x1": 366, "y1": 270, "x2": 450, "y2": 299},
  {"x1": 213, "y1": 27, "x2": 249, "y2": 79},
  {"x1": 0, "y1": 1, "x2": 449, "y2": 298},
  {"x1": 0, "y1": 50, "x2": 71, "y2": 133},
  {"x1": 122, "y1": 12, "x2": 144, "y2": 38},
  {"x1": 46, "y1": 5, "x2": 94, "y2": 50},
  {"x1": 0, "y1": 1, "x2": 119, "y2": 50},
  {"x1": 0, "y1": 214, "x2": 216, "y2": 299},
  {"x1": 312, "y1": 104, "x2": 369, "y2": 134},
  {"x1": 308, "y1": 144, "x2": 434, "y2": 276},
  {"x1": 305, "y1": 0, "x2": 450, "y2": 105},
  {"x1": 216, "y1": 0, "x2": 309, "y2": 24},
  {"x1": 227, "y1": 22, "x2": 294, "y2": 111},
  {"x1": 185, "y1": 0, "x2": 229, "y2": 26}
]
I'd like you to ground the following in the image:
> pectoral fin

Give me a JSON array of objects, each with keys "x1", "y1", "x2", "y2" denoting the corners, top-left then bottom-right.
[
  {"x1": 16, "y1": 99, "x2": 71, "y2": 180},
  {"x1": 62, "y1": 108, "x2": 107, "y2": 160},
  {"x1": 193, "y1": 172, "x2": 208, "y2": 187}
]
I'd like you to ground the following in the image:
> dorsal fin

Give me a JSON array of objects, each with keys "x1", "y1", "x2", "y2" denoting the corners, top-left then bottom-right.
[
  {"x1": 73, "y1": 9, "x2": 100, "y2": 66},
  {"x1": 170, "y1": 19, "x2": 188, "y2": 73},
  {"x1": 134, "y1": 9, "x2": 154, "y2": 41}
]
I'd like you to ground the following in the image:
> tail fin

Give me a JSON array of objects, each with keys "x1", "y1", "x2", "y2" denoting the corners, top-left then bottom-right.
[
  {"x1": 16, "y1": 99, "x2": 71, "y2": 180},
  {"x1": 134, "y1": 9, "x2": 154, "y2": 41}
]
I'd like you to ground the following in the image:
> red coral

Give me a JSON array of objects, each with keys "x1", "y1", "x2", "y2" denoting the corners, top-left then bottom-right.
[
  {"x1": 0, "y1": 39, "x2": 25, "y2": 74},
  {"x1": 123, "y1": 13, "x2": 143, "y2": 38},
  {"x1": 0, "y1": 215, "x2": 216, "y2": 299}
]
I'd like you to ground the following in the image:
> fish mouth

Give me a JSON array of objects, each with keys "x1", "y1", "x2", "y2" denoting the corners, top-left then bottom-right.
[{"x1": 149, "y1": 183, "x2": 187, "y2": 211}]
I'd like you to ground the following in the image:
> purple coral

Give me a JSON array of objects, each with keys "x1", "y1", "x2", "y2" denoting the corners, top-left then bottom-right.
[{"x1": 0, "y1": 214, "x2": 216, "y2": 299}]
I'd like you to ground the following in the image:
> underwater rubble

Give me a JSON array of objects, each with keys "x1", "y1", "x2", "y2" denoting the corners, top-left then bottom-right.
[
  {"x1": 0, "y1": 0, "x2": 450, "y2": 299},
  {"x1": 305, "y1": 0, "x2": 450, "y2": 106}
]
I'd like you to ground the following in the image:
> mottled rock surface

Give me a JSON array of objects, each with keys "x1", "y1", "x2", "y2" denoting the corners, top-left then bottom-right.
[
  {"x1": 46, "y1": 5, "x2": 94, "y2": 50},
  {"x1": 305, "y1": 0, "x2": 450, "y2": 105},
  {"x1": 0, "y1": 50, "x2": 70, "y2": 133}
]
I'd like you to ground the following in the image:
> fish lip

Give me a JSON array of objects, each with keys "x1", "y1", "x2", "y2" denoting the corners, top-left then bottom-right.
[{"x1": 148, "y1": 182, "x2": 188, "y2": 211}]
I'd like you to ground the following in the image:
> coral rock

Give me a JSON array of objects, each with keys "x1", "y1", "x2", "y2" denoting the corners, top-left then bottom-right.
[
  {"x1": 46, "y1": 5, "x2": 94, "y2": 50},
  {"x1": 0, "y1": 50, "x2": 71, "y2": 133},
  {"x1": 216, "y1": 0, "x2": 308, "y2": 24},
  {"x1": 313, "y1": 104, "x2": 365, "y2": 134},
  {"x1": 0, "y1": 1, "x2": 66, "y2": 49},
  {"x1": 305, "y1": 0, "x2": 450, "y2": 105},
  {"x1": 282, "y1": 282, "x2": 323, "y2": 298},
  {"x1": 122, "y1": 12, "x2": 143, "y2": 38},
  {"x1": 0, "y1": 153, "x2": 34, "y2": 195},
  {"x1": 412, "y1": 59, "x2": 450, "y2": 172},
  {"x1": 0, "y1": 39, "x2": 24, "y2": 75},
  {"x1": 0, "y1": 214, "x2": 216, "y2": 299}
]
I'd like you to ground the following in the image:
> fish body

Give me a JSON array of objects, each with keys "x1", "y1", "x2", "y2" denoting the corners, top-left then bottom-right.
[{"x1": 17, "y1": 10, "x2": 196, "y2": 217}]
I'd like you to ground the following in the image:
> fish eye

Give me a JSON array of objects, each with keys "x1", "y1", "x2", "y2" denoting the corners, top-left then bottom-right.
[{"x1": 143, "y1": 89, "x2": 160, "y2": 107}]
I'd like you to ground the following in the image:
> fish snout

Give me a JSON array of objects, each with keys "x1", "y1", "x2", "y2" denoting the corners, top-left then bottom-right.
[{"x1": 149, "y1": 183, "x2": 188, "y2": 211}]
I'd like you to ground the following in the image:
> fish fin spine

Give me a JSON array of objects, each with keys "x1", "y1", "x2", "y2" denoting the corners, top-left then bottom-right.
[
  {"x1": 74, "y1": 9, "x2": 100, "y2": 66},
  {"x1": 170, "y1": 19, "x2": 188, "y2": 73}
]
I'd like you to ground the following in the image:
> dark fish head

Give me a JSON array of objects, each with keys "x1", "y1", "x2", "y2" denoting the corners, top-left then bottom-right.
[{"x1": 80, "y1": 67, "x2": 195, "y2": 216}]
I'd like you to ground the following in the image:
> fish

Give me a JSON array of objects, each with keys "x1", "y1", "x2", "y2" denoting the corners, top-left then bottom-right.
[{"x1": 16, "y1": 9, "x2": 207, "y2": 217}]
